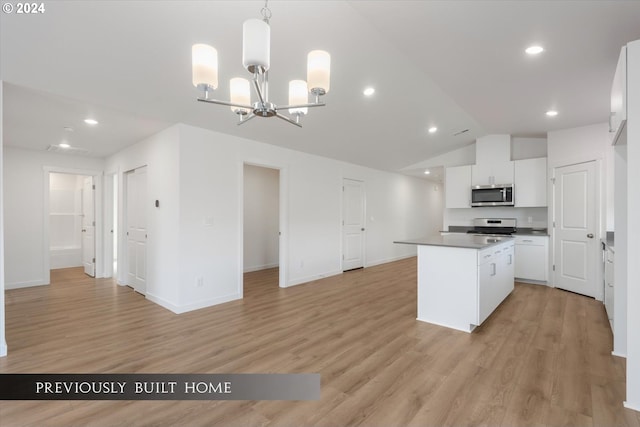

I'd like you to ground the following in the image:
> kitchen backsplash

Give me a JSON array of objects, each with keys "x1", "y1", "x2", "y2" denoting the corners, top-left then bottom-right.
[{"x1": 444, "y1": 207, "x2": 548, "y2": 229}]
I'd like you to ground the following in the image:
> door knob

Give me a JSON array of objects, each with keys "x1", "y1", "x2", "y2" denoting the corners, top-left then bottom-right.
[
  {"x1": 587, "y1": 233, "x2": 594, "y2": 238},
  {"x1": 361, "y1": 228, "x2": 365, "y2": 231}
]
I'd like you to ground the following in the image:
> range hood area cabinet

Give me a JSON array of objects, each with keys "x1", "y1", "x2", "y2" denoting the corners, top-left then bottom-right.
[
  {"x1": 471, "y1": 162, "x2": 514, "y2": 187},
  {"x1": 471, "y1": 135, "x2": 514, "y2": 186}
]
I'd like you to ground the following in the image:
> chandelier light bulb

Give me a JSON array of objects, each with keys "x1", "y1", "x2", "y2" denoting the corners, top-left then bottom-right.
[
  {"x1": 289, "y1": 80, "x2": 309, "y2": 115},
  {"x1": 192, "y1": 44, "x2": 218, "y2": 89},
  {"x1": 230, "y1": 78, "x2": 251, "y2": 115},
  {"x1": 243, "y1": 19, "x2": 271, "y2": 73},
  {"x1": 307, "y1": 50, "x2": 331, "y2": 95}
]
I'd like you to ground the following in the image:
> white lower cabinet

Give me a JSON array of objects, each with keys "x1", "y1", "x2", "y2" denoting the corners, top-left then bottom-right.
[
  {"x1": 604, "y1": 247, "x2": 614, "y2": 326},
  {"x1": 514, "y1": 235, "x2": 548, "y2": 282},
  {"x1": 478, "y1": 242, "x2": 515, "y2": 324}
]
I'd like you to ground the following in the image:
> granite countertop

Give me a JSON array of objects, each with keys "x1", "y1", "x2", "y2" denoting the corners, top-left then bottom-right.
[{"x1": 395, "y1": 234, "x2": 514, "y2": 250}]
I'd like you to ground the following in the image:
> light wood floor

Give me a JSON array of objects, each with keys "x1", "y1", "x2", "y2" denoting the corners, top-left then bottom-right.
[{"x1": 1, "y1": 260, "x2": 639, "y2": 427}]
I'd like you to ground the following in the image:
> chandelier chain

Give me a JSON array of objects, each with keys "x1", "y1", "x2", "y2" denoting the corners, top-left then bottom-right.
[{"x1": 261, "y1": 0, "x2": 272, "y2": 23}]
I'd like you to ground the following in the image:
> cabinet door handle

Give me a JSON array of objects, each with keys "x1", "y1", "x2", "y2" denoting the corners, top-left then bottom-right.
[
  {"x1": 522, "y1": 239, "x2": 533, "y2": 243},
  {"x1": 587, "y1": 233, "x2": 594, "y2": 239},
  {"x1": 508, "y1": 254, "x2": 513, "y2": 265},
  {"x1": 491, "y1": 263, "x2": 496, "y2": 276}
]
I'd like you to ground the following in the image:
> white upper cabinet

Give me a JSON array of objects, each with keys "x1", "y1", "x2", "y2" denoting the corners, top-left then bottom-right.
[
  {"x1": 472, "y1": 161, "x2": 514, "y2": 186},
  {"x1": 445, "y1": 165, "x2": 471, "y2": 208},
  {"x1": 514, "y1": 157, "x2": 547, "y2": 207},
  {"x1": 611, "y1": 46, "x2": 627, "y2": 144},
  {"x1": 472, "y1": 135, "x2": 514, "y2": 186}
]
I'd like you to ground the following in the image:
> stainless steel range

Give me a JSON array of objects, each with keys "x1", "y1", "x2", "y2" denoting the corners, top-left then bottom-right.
[{"x1": 466, "y1": 218, "x2": 517, "y2": 235}]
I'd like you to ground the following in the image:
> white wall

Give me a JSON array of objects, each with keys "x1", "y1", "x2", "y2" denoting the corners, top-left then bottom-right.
[
  {"x1": 547, "y1": 123, "x2": 611, "y2": 245},
  {"x1": 3, "y1": 147, "x2": 104, "y2": 289},
  {"x1": 511, "y1": 137, "x2": 548, "y2": 160},
  {"x1": 624, "y1": 38, "x2": 640, "y2": 412},
  {"x1": 1, "y1": 81, "x2": 7, "y2": 357},
  {"x1": 110, "y1": 123, "x2": 438, "y2": 314},
  {"x1": 105, "y1": 126, "x2": 181, "y2": 311},
  {"x1": 243, "y1": 165, "x2": 279, "y2": 273}
]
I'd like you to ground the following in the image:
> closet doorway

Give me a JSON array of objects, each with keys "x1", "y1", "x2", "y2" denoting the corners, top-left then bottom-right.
[
  {"x1": 48, "y1": 173, "x2": 95, "y2": 277},
  {"x1": 243, "y1": 164, "x2": 281, "y2": 289}
]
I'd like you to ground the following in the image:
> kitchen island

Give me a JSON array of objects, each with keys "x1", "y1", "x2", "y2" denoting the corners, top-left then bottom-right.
[{"x1": 395, "y1": 234, "x2": 515, "y2": 332}]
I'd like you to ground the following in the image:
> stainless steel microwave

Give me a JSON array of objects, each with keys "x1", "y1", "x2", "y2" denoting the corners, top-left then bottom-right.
[{"x1": 471, "y1": 184, "x2": 514, "y2": 207}]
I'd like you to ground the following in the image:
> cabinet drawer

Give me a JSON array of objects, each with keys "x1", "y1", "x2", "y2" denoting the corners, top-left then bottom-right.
[{"x1": 514, "y1": 235, "x2": 547, "y2": 245}]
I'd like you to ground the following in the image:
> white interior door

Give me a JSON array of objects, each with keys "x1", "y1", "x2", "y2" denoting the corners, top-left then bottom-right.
[
  {"x1": 553, "y1": 161, "x2": 597, "y2": 297},
  {"x1": 81, "y1": 176, "x2": 95, "y2": 277},
  {"x1": 342, "y1": 178, "x2": 365, "y2": 271},
  {"x1": 126, "y1": 167, "x2": 147, "y2": 294}
]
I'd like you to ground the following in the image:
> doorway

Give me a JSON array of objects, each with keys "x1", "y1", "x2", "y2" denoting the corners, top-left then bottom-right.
[
  {"x1": 342, "y1": 178, "x2": 365, "y2": 271},
  {"x1": 124, "y1": 166, "x2": 148, "y2": 295},
  {"x1": 48, "y1": 172, "x2": 95, "y2": 277},
  {"x1": 243, "y1": 164, "x2": 280, "y2": 287},
  {"x1": 553, "y1": 161, "x2": 599, "y2": 297}
]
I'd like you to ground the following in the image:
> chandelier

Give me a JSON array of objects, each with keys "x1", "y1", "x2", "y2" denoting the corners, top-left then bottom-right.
[{"x1": 191, "y1": 1, "x2": 331, "y2": 128}]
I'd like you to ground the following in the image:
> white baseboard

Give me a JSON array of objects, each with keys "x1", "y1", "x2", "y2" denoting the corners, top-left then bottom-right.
[
  {"x1": 287, "y1": 270, "x2": 342, "y2": 287},
  {"x1": 515, "y1": 278, "x2": 548, "y2": 286},
  {"x1": 0, "y1": 341, "x2": 7, "y2": 357},
  {"x1": 365, "y1": 254, "x2": 416, "y2": 268},
  {"x1": 175, "y1": 293, "x2": 242, "y2": 314},
  {"x1": 612, "y1": 351, "x2": 627, "y2": 358},
  {"x1": 243, "y1": 263, "x2": 279, "y2": 273},
  {"x1": 146, "y1": 292, "x2": 241, "y2": 314},
  {"x1": 5, "y1": 279, "x2": 49, "y2": 290},
  {"x1": 624, "y1": 401, "x2": 640, "y2": 412}
]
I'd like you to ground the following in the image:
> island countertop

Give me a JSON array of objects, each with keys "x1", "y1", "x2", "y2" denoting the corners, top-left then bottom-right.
[{"x1": 394, "y1": 234, "x2": 514, "y2": 250}]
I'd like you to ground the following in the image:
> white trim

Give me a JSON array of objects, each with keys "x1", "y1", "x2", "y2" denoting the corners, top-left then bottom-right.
[
  {"x1": 243, "y1": 263, "x2": 279, "y2": 273},
  {"x1": 146, "y1": 292, "x2": 241, "y2": 315},
  {"x1": 341, "y1": 177, "x2": 367, "y2": 271},
  {"x1": 624, "y1": 401, "x2": 640, "y2": 412},
  {"x1": 365, "y1": 254, "x2": 415, "y2": 268},
  {"x1": 287, "y1": 270, "x2": 342, "y2": 288},
  {"x1": 0, "y1": 342, "x2": 6, "y2": 358},
  {"x1": 43, "y1": 167, "x2": 104, "y2": 283},
  {"x1": 612, "y1": 351, "x2": 627, "y2": 358},
  {"x1": 241, "y1": 160, "x2": 288, "y2": 290},
  {"x1": 5, "y1": 279, "x2": 49, "y2": 290}
]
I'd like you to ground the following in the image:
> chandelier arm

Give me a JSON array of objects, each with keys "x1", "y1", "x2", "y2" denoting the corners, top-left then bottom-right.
[
  {"x1": 275, "y1": 112, "x2": 303, "y2": 128},
  {"x1": 274, "y1": 102, "x2": 326, "y2": 111},
  {"x1": 237, "y1": 113, "x2": 256, "y2": 126},
  {"x1": 252, "y1": 75, "x2": 266, "y2": 105},
  {"x1": 197, "y1": 98, "x2": 253, "y2": 110}
]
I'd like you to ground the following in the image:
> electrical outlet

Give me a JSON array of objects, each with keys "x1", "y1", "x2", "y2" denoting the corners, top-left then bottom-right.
[{"x1": 196, "y1": 276, "x2": 204, "y2": 287}]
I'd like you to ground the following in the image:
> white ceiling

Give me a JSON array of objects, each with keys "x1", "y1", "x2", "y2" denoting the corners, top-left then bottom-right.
[{"x1": 2, "y1": 1, "x2": 639, "y2": 176}]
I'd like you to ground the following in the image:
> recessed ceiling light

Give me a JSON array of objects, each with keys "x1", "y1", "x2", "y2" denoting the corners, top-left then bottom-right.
[
  {"x1": 424, "y1": 170, "x2": 431, "y2": 175},
  {"x1": 525, "y1": 45, "x2": 544, "y2": 55},
  {"x1": 64, "y1": 126, "x2": 74, "y2": 132},
  {"x1": 59, "y1": 143, "x2": 71, "y2": 148},
  {"x1": 428, "y1": 126, "x2": 438, "y2": 134},
  {"x1": 84, "y1": 118, "x2": 98, "y2": 125},
  {"x1": 546, "y1": 110, "x2": 558, "y2": 117},
  {"x1": 363, "y1": 87, "x2": 375, "y2": 96}
]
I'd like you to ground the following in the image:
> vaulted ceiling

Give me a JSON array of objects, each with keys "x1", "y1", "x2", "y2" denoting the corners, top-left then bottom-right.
[{"x1": 2, "y1": 1, "x2": 639, "y2": 177}]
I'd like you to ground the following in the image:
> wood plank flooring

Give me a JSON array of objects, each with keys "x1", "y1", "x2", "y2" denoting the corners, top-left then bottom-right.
[{"x1": 1, "y1": 259, "x2": 639, "y2": 427}]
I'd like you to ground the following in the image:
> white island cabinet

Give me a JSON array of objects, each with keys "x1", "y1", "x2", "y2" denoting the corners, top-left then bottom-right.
[{"x1": 395, "y1": 235, "x2": 515, "y2": 333}]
